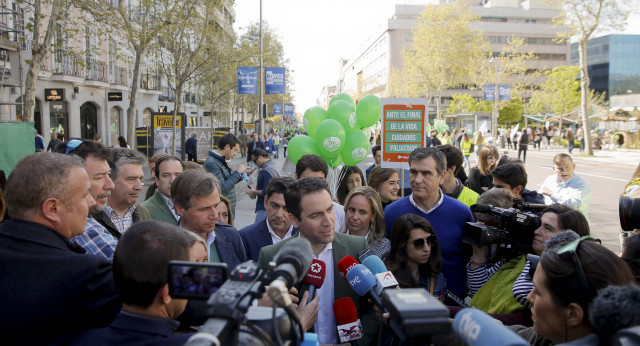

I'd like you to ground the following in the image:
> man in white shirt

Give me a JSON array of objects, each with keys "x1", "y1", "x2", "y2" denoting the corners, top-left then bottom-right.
[
  {"x1": 539, "y1": 153, "x2": 591, "y2": 219},
  {"x1": 239, "y1": 176, "x2": 297, "y2": 261},
  {"x1": 258, "y1": 177, "x2": 378, "y2": 344}
]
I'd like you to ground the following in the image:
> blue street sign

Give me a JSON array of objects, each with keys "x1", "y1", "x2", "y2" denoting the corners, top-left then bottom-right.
[
  {"x1": 273, "y1": 103, "x2": 282, "y2": 115},
  {"x1": 284, "y1": 103, "x2": 293, "y2": 116},
  {"x1": 483, "y1": 84, "x2": 495, "y2": 101},
  {"x1": 498, "y1": 85, "x2": 511, "y2": 101},
  {"x1": 237, "y1": 67, "x2": 258, "y2": 94},
  {"x1": 483, "y1": 84, "x2": 511, "y2": 101},
  {"x1": 265, "y1": 67, "x2": 285, "y2": 94}
]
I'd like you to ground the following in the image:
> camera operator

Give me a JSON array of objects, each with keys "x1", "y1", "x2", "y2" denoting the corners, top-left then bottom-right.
[{"x1": 468, "y1": 191, "x2": 591, "y2": 317}]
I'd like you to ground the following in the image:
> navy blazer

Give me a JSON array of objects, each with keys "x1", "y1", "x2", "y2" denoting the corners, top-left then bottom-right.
[
  {"x1": 213, "y1": 222, "x2": 248, "y2": 271},
  {"x1": 0, "y1": 219, "x2": 120, "y2": 345},
  {"x1": 238, "y1": 219, "x2": 298, "y2": 262},
  {"x1": 70, "y1": 311, "x2": 192, "y2": 346}
]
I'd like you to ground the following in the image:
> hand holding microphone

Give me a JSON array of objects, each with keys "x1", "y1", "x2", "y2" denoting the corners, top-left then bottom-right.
[{"x1": 304, "y1": 259, "x2": 326, "y2": 303}]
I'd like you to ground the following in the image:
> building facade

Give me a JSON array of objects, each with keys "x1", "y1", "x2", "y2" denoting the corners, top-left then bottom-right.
[
  {"x1": 0, "y1": 0, "x2": 241, "y2": 147},
  {"x1": 339, "y1": 0, "x2": 570, "y2": 120},
  {"x1": 571, "y1": 34, "x2": 640, "y2": 100}
]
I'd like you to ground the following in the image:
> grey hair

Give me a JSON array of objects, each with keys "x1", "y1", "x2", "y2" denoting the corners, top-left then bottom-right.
[
  {"x1": 5, "y1": 153, "x2": 84, "y2": 220},
  {"x1": 171, "y1": 170, "x2": 221, "y2": 210},
  {"x1": 408, "y1": 147, "x2": 447, "y2": 175},
  {"x1": 110, "y1": 148, "x2": 148, "y2": 181}
]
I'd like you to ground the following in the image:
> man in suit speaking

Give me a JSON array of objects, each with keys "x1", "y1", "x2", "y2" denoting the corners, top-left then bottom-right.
[{"x1": 258, "y1": 177, "x2": 378, "y2": 345}]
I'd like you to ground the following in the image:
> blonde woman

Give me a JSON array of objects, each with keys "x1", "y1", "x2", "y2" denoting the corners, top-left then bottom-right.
[
  {"x1": 342, "y1": 186, "x2": 390, "y2": 260},
  {"x1": 473, "y1": 130, "x2": 485, "y2": 163},
  {"x1": 468, "y1": 145, "x2": 498, "y2": 195},
  {"x1": 185, "y1": 230, "x2": 208, "y2": 262}
]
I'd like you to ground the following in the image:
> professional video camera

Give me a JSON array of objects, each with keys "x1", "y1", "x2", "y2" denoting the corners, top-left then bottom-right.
[
  {"x1": 168, "y1": 238, "x2": 313, "y2": 346},
  {"x1": 463, "y1": 199, "x2": 542, "y2": 252},
  {"x1": 620, "y1": 195, "x2": 640, "y2": 231}
]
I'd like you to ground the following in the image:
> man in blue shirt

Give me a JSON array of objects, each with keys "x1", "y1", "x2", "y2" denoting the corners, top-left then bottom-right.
[
  {"x1": 246, "y1": 148, "x2": 280, "y2": 223},
  {"x1": 384, "y1": 147, "x2": 473, "y2": 299}
]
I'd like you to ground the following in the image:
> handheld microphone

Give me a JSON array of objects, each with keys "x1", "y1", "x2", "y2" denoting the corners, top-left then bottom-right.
[
  {"x1": 333, "y1": 297, "x2": 363, "y2": 345},
  {"x1": 337, "y1": 256, "x2": 359, "y2": 279},
  {"x1": 362, "y1": 255, "x2": 399, "y2": 295},
  {"x1": 453, "y1": 308, "x2": 529, "y2": 346},
  {"x1": 304, "y1": 259, "x2": 326, "y2": 303},
  {"x1": 345, "y1": 264, "x2": 384, "y2": 310},
  {"x1": 266, "y1": 238, "x2": 313, "y2": 322}
]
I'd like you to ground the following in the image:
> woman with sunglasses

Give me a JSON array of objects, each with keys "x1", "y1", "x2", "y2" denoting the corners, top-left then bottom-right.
[
  {"x1": 367, "y1": 167, "x2": 400, "y2": 210},
  {"x1": 386, "y1": 214, "x2": 446, "y2": 301},
  {"x1": 342, "y1": 186, "x2": 390, "y2": 260},
  {"x1": 468, "y1": 145, "x2": 498, "y2": 195},
  {"x1": 526, "y1": 237, "x2": 634, "y2": 345}
]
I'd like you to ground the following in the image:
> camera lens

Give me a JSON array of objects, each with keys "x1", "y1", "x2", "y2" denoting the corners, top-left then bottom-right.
[{"x1": 619, "y1": 196, "x2": 640, "y2": 231}]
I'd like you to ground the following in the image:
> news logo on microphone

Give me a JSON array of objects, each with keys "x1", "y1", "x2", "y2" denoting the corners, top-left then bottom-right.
[{"x1": 337, "y1": 320, "x2": 363, "y2": 343}]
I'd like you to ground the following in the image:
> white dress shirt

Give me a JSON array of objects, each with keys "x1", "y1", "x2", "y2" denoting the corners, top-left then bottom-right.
[{"x1": 313, "y1": 242, "x2": 337, "y2": 345}]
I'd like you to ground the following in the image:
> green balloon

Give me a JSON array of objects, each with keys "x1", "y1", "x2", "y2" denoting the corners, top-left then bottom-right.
[
  {"x1": 329, "y1": 93, "x2": 355, "y2": 108},
  {"x1": 341, "y1": 131, "x2": 370, "y2": 166},
  {"x1": 327, "y1": 100, "x2": 359, "y2": 133},
  {"x1": 356, "y1": 94, "x2": 381, "y2": 128},
  {"x1": 287, "y1": 135, "x2": 320, "y2": 165},
  {"x1": 326, "y1": 154, "x2": 343, "y2": 169},
  {"x1": 314, "y1": 119, "x2": 346, "y2": 160},
  {"x1": 303, "y1": 107, "x2": 327, "y2": 138}
]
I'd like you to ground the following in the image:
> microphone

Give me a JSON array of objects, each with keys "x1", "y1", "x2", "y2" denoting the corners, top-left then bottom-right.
[
  {"x1": 337, "y1": 255, "x2": 359, "y2": 279},
  {"x1": 453, "y1": 308, "x2": 529, "y2": 346},
  {"x1": 589, "y1": 283, "x2": 640, "y2": 346},
  {"x1": 304, "y1": 259, "x2": 326, "y2": 303},
  {"x1": 266, "y1": 238, "x2": 313, "y2": 322},
  {"x1": 345, "y1": 264, "x2": 384, "y2": 310},
  {"x1": 362, "y1": 255, "x2": 399, "y2": 295},
  {"x1": 333, "y1": 297, "x2": 363, "y2": 345}
]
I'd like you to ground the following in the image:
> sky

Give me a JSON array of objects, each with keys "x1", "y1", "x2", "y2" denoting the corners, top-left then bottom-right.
[{"x1": 233, "y1": 1, "x2": 640, "y2": 115}]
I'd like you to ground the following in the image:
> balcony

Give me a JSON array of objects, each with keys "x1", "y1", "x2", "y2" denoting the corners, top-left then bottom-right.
[
  {"x1": 108, "y1": 64, "x2": 128, "y2": 86},
  {"x1": 51, "y1": 49, "x2": 84, "y2": 83}
]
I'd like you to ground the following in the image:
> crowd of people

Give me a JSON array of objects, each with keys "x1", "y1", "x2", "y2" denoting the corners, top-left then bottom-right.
[{"x1": 1, "y1": 125, "x2": 638, "y2": 346}]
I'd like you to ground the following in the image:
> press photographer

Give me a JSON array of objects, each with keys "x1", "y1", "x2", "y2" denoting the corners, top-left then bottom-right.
[{"x1": 465, "y1": 189, "x2": 590, "y2": 318}]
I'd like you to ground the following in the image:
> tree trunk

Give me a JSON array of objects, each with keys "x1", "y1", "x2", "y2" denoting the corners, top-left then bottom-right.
[
  {"x1": 578, "y1": 38, "x2": 594, "y2": 156},
  {"x1": 127, "y1": 46, "x2": 146, "y2": 149},
  {"x1": 24, "y1": 0, "x2": 63, "y2": 122}
]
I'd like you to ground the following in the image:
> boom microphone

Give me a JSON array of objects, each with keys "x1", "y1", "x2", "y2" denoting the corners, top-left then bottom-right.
[
  {"x1": 589, "y1": 284, "x2": 640, "y2": 345},
  {"x1": 453, "y1": 308, "x2": 528, "y2": 346},
  {"x1": 267, "y1": 238, "x2": 313, "y2": 322},
  {"x1": 333, "y1": 297, "x2": 363, "y2": 345},
  {"x1": 338, "y1": 256, "x2": 359, "y2": 279},
  {"x1": 345, "y1": 264, "x2": 384, "y2": 309},
  {"x1": 362, "y1": 255, "x2": 399, "y2": 295},
  {"x1": 304, "y1": 259, "x2": 326, "y2": 303}
]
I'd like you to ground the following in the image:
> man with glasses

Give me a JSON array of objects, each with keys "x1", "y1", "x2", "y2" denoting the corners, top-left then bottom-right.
[
  {"x1": 384, "y1": 147, "x2": 474, "y2": 299},
  {"x1": 538, "y1": 153, "x2": 591, "y2": 218},
  {"x1": 57, "y1": 139, "x2": 119, "y2": 260},
  {"x1": 93, "y1": 148, "x2": 150, "y2": 238}
]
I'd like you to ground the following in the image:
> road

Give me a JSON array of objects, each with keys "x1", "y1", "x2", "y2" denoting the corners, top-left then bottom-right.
[{"x1": 147, "y1": 144, "x2": 639, "y2": 255}]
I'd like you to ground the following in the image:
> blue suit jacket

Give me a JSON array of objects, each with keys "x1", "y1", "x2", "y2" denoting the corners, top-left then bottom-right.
[
  {"x1": 239, "y1": 219, "x2": 298, "y2": 262},
  {"x1": 213, "y1": 222, "x2": 248, "y2": 271},
  {"x1": 70, "y1": 311, "x2": 192, "y2": 346}
]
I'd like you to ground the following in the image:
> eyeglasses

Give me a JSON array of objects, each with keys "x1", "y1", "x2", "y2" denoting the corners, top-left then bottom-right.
[
  {"x1": 64, "y1": 138, "x2": 84, "y2": 155},
  {"x1": 487, "y1": 155, "x2": 494, "y2": 159},
  {"x1": 556, "y1": 235, "x2": 598, "y2": 292},
  {"x1": 409, "y1": 235, "x2": 437, "y2": 250}
]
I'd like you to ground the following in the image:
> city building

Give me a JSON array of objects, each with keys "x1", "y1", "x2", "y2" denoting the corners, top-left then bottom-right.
[
  {"x1": 0, "y1": 0, "x2": 243, "y2": 147},
  {"x1": 571, "y1": 34, "x2": 640, "y2": 100},
  {"x1": 339, "y1": 0, "x2": 570, "y2": 122}
]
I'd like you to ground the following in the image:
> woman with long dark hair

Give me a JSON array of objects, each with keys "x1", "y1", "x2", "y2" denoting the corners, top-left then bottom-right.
[{"x1": 336, "y1": 165, "x2": 365, "y2": 205}]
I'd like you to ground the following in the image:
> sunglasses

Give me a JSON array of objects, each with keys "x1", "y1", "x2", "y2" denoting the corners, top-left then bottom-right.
[
  {"x1": 408, "y1": 235, "x2": 437, "y2": 250},
  {"x1": 64, "y1": 138, "x2": 84, "y2": 155},
  {"x1": 556, "y1": 235, "x2": 599, "y2": 292}
]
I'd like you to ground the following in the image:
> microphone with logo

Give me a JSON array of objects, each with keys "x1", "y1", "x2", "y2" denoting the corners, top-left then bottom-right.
[
  {"x1": 333, "y1": 297, "x2": 363, "y2": 346},
  {"x1": 337, "y1": 256, "x2": 360, "y2": 279},
  {"x1": 362, "y1": 255, "x2": 399, "y2": 295},
  {"x1": 453, "y1": 308, "x2": 529, "y2": 346},
  {"x1": 343, "y1": 263, "x2": 384, "y2": 310},
  {"x1": 304, "y1": 259, "x2": 326, "y2": 303}
]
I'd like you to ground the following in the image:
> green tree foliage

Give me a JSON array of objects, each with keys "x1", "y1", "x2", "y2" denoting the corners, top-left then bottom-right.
[
  {"x1": 531, "y1": 65, "x2": 581, "y2": 116},
  {"x1": 498, "y1": 97, "x2": 524, "y2": 124},
  {"x1": 446, "y1": 94, "x2": 491, "y2": 114}
]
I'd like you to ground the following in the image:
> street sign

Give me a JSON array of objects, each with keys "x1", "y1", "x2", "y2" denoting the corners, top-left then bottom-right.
[
  {"x1": 483, "y1": 84, "x2": 511, "y2": 101},
  {"x1": 265, "y1": 67, "x2": 285, "y2": 94},
  {"x1": 273, "y1": 103, "x2": 282, "y2": 115},
  {"x1": 380, "y1": 98, "x2": 428, "y2": 169},
  {"x1": 284, "y1": 103, "x2": 294, "y2": 116}
]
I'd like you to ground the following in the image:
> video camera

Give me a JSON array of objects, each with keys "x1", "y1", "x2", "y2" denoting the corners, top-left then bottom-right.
[{"x1": 463, "y1": 198, "x2": 543, "y2": 253}]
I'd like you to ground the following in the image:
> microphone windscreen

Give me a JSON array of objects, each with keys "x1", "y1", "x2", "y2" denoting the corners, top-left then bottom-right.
[
  {"x1": 338, "y1": 255, "x2": 359, "y2": 279},
  {"x1": 304, "y1": 259, "x2": 326, "y2": 288},
  {"x1": 362, "y1": 255, "x2": 387, "y2": 274},
  {"x1": 589, "y1": 284, "x2": 640, "y2": 345},
  {"x1": 544, "y1": 230, "x2": 580, "y2": 250},
  {"x1": 333, "y1": 297, "x2": 358, "y2": 325},
  {"x1": 345, "y1": 264, "x2": 377, "y2": 296},
  {"x1": 274, "y1": 238, "x2": 313, "y2": 279},
  {"x1": 453, "y1": 308, "x2": 529, "y2": 346}
]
